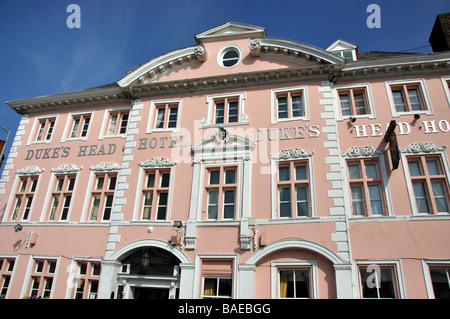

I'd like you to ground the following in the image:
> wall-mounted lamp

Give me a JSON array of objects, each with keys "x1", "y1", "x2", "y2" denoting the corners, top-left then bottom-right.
[
  {"x1": 173, "y1": 221, "x2": 183, "y2": 228},
  {"x1": 141, "y1": 249, "x2": 150, "y2": 267},
  {"x1": 14, "y1": 224, "x2": 23, "y2": 233},
  {"x1": 414, "y1": 114, "x2": 421, "y2": 120},
  {"x1": 171, "y1": 221, "x2": 185, "y2": 250},
  {"x1": 349, "y1": 117, "x2": 357, "y2": 123},
  {"x1": 13, "y1": 224, "x2": 37, "y2": 248}
]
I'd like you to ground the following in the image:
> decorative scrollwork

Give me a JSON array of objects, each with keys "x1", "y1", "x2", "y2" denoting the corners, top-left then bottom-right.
[
  {"x1": 270, "y1": 148, "x2": 314, "y2": 160},
  {"x1": 400, "y1": 142, "x2": 447, "y2": 154},
  {"x1": 90, "y1": 162, "x2": 121, "y2": 172},
  {"x1": 341, "y1": 146, "x2": 382, "y2": 158},
  {"x1": 138, "y1": 157, "x2": 176, "y2": 168},
  {"x1": 51, "y1": 164, "x2": 81, "y2": 174},
  {"x1": 16, "y1": 166, "x2": 44, "y2": 176}
]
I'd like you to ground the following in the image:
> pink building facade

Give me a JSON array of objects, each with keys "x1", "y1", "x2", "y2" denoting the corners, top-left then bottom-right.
[{"x1": 1, "y1": 22, "x2": 450, "y2": 299}]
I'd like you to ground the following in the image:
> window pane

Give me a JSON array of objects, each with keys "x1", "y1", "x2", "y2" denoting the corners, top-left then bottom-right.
[
  {"x1": 279, "y1": 270, "x2": 294, "y2": 298},
  {"x1": 155, "y1": 108, "x2": 165, "y2": 129},
  {"x1": 430, "y1": 268, "x2": 450, "y2": 299},
  {"x1": 225, "y1": 169, "x2": 236, "y2": 184},
  {"x1": 224, "y1": 190, "x2": 235, "y2": 219},
  {"x1": 279, "y1": 187, "x2": 291, "y2": 218},
  {"x1": 407, "y1": 89, "x2": 423, "y2": 111},
  {"x1": 218, "y1": 278, "x2": 232, "y2": 297},
  {"x1": 203, "y1": 278, "x2": 217, "y2": 297},
  {"x1": 96, "y1": 177, "x2": 104, "y2": 190},
  {"x1": 208, "y1": 190, "x2": 219, "y2": 219},
  {"x1": 209, "y1": 170, "x2": 220, "y2": 185},
  {"x1": 291, "y1": 95, "x2": 303, "y2": 117},
  {"x1": 146, "y1": 173, "x2": 155, "y2": 188},
  {"x1": 348, "y1": 163, "x2": 361, "y2": 179},
  {"x1": 71, "y1": 118, "x2": 80, "y2": 138},
  {"x1": 168, "y1": 107, "x2": 178, "y2": 128},
  {"x1": 215, "y1": 103, "x2": 225, "y2": 124},
  {"x1": 294, "y1": 269, "x2": 310, "y2": 298},
  {"x1": 339, "y1": 94, "x2": 351, "y2": 116},
  {"x1": 108, "y1": 176, "x2": 117, "y2": 190},
  {"x1": 296, "y1": 186, "x2": 309, "y2": 217},
  {"x1": 279, "y1": 166, "x2": 290, "y2": 181},
  {"x1": 160, "y1": 173, "x2": 170, "y2": 188},
  {"x1": 108, "y1": 115, "x2": 117, "y2": 135},
  {"x1": 119, "y1": 113, "x2": 128, "y2": 134},
  {"x1": 408, "y1": 160, "x2": 422, "y2": 176},
  {"x1": 142, "y1": 192, "x2": 153, "y2": 220},
  {"x1": 431, "y1": 181, "x2": 449, "y2": 213},
  {"x1": 368, "y1": 184, "x2": 384, "y2": 215},
  {"x1": 351, "y1": 185, "x2": 366, "y2": 216},
  {"x1": 228, "y1": 101, "x2": 239, "y2": 123},
  {"x1": 426, "y1": 159, "x2": 441, "y2": 176},
  {"x1": 379, "y1": 268, "x2": 397, "y2": 298},
  {"x1": 68, "y1": 178, "x2": 76, "y2": 191},
  {"x1": 81, "y1": 117, "x2": 90, "y2": 137},
  {"x1": 413, "y1": 181, "x2": 430, "y2": 214},
  {"x1": 277, "y1": 97, "x2": 288, "y2": 119},
  {"x1": 89, "y1": 195, "x2": 101, "y2": 220},
  {"x1": 354, "y1": 92, "x2": 368, "y2": 115},
  {"x1": 157, "y1": 192, "x2": 168, "y2": 220},
  {"x1": 365, "y1": 163, "x2": 379, "y2": 179},
  {"x1": 392, "y1": 90, "x2": 406, "y2": 112},
  {"x1": 295, "y1": 165, "x2": 307, "y2": 180}
]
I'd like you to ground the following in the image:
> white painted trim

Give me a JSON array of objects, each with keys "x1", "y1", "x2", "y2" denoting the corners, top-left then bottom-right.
[
  {"x1": 194, "y1": 253, "x2": 238, "y2": 299},
  {"x1": 98, "y1": 106, "x2": 131, "y2": 140},
  {"x1": 202, "y1": 91, "x2": 247, "y2": 127},
  {"x1": 270, "y1": 260, "x2": 318, "y2": 299},
  {"x1": 384, "y1": 78, "x2": 433, "y2": 117},
  {"x1": 60, "y1": 110, "x2": 95, "y2": 142},
  {"x1": 146, "y1": 98, "x2": 183, "y2": 134},
  {"x1": 355, "y1": 259, "x2": 406, "y2": 299},
  {"x1": 270, "y1": 85, "x2": 309, "y2": 124},
  {"x1": 421, "y1": 259, "x2": 450, "y2": 299},
  {"x1": 400, "y1": 144, "x2": 450, "y2": 215},
  {"x1": 441, "y1": 76, "x2": 450, "y2": 107},
  {"x1": 333, "y1": 83, "x2": 376, "y2": 120},
  {"x1": 26, "y1": 114, "x2": 60, "y2": 146},
  {"x1": 269, "y1": 150, "x2": 315, "y2": 219}
]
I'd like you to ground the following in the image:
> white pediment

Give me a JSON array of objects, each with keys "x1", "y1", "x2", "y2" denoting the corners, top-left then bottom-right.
[
  {"x1": 326, "y1": 39, "x2": 358, "y2": 52},
  {"x1": 195, "y1": 21, "x2": 266, "y2": 43}
]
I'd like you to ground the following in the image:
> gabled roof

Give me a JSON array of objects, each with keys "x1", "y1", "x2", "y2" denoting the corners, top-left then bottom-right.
[
  {"x1": 326, "y1": 39, "x2": 358, "y2": 52},
  {"x1": 195, "y1": 21, "x2": 266, "y2": 43}
]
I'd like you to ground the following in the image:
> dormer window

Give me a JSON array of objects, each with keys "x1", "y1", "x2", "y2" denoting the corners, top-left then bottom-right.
[{"x1": 326, "y1": 40, "x2": 358, "y2": 62}]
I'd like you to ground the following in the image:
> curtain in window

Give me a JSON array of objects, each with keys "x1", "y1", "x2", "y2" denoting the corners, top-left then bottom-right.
[
  {"x1": 203, "y1": 278, "x2": 216, "y2": 296},
  {"x1": 280, "y1": 272, "x2": 288, "y2": 298}
]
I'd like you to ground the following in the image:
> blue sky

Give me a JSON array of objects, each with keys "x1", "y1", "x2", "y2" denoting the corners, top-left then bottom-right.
[{"x1": 0, "y1": 0, "x2": 449, "y2": 169}]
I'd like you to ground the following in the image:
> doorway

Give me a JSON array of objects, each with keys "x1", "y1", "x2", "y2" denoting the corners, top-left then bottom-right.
[{"x1": 134, "y1": 287, "x2": 169, "y2": 299}]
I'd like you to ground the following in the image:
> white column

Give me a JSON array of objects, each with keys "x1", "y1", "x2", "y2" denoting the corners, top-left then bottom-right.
[
  {"x1": 179, "y1": 263, "x2": 195, "y2": 299},
  {"x1": 238, "y1": 264, "x2": 256, "y2": 298},
  {"x1": 97, "y1": 260, "x2": 121, "y2": 299},
  {"x1": 334, "y1": 264, "x2": 354, "y2": 299}
]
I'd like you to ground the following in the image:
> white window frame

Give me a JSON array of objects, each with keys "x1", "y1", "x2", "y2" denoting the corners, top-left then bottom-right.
[
  {"x1": 194, "y1": 254, "x2": 238, "y2": 299},
  {"x1": 217, "y1": 45, "x2": 242, "y2": 68},
  {"x1": 98, "y1": 106, "x2": 131, "y2": 139},
  {"x1": 270, "y1": 260, "x2": 318, "y2": 299},
  {"x1": 385, "y1": 79, "x2": 433, "y2": 117},
  {"x1": 132, "y1": 158, "x2": 176, "y2": 222},
  {"x1": 400, "y1": 143, "x2": 450, "y2": 216},
  {"x1": 202, "y1": 92, "x2": 248, "y2": 128},
  {"x1": 61, "y1": 111, "x2": 94, "y2": 142},
  {"x1": 341, "y1": 147, "x2": 394, "y2": 218},
  {"x1": 356, "y1": 259, "x2": 406, "y2": 299},
  {"x1": 422, "y1": 259, "x2": 450, "y2": 299},
  {"x1": 441, "y1": 76, "x2": 450, "y2": 107},
  {"x1": 270, "y1": 85, "x2": 309, "y2": 124},
  {"x1": 197, "y1": 161, "x2": 243, "y2": 222},
  {"x1": 334, "y1": 83, "x2": 375, "y2": 120},
  {"x1": 147, "y1": 98, "x2": 182, "y2": 133},
  {"x1": 270, "y1": 149, "x2": 315, "y2": 219},
  {"x1": 27, "y1": 114, "x2": 59, "y2": 145}
]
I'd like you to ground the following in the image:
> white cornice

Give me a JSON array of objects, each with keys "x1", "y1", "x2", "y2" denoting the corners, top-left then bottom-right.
[
  {"x1": 250, "y1": 37, "x2": 345, "y2": 65},
  {"x1": 117, "y1": 45, "x2": 208, "y2": 88}
]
